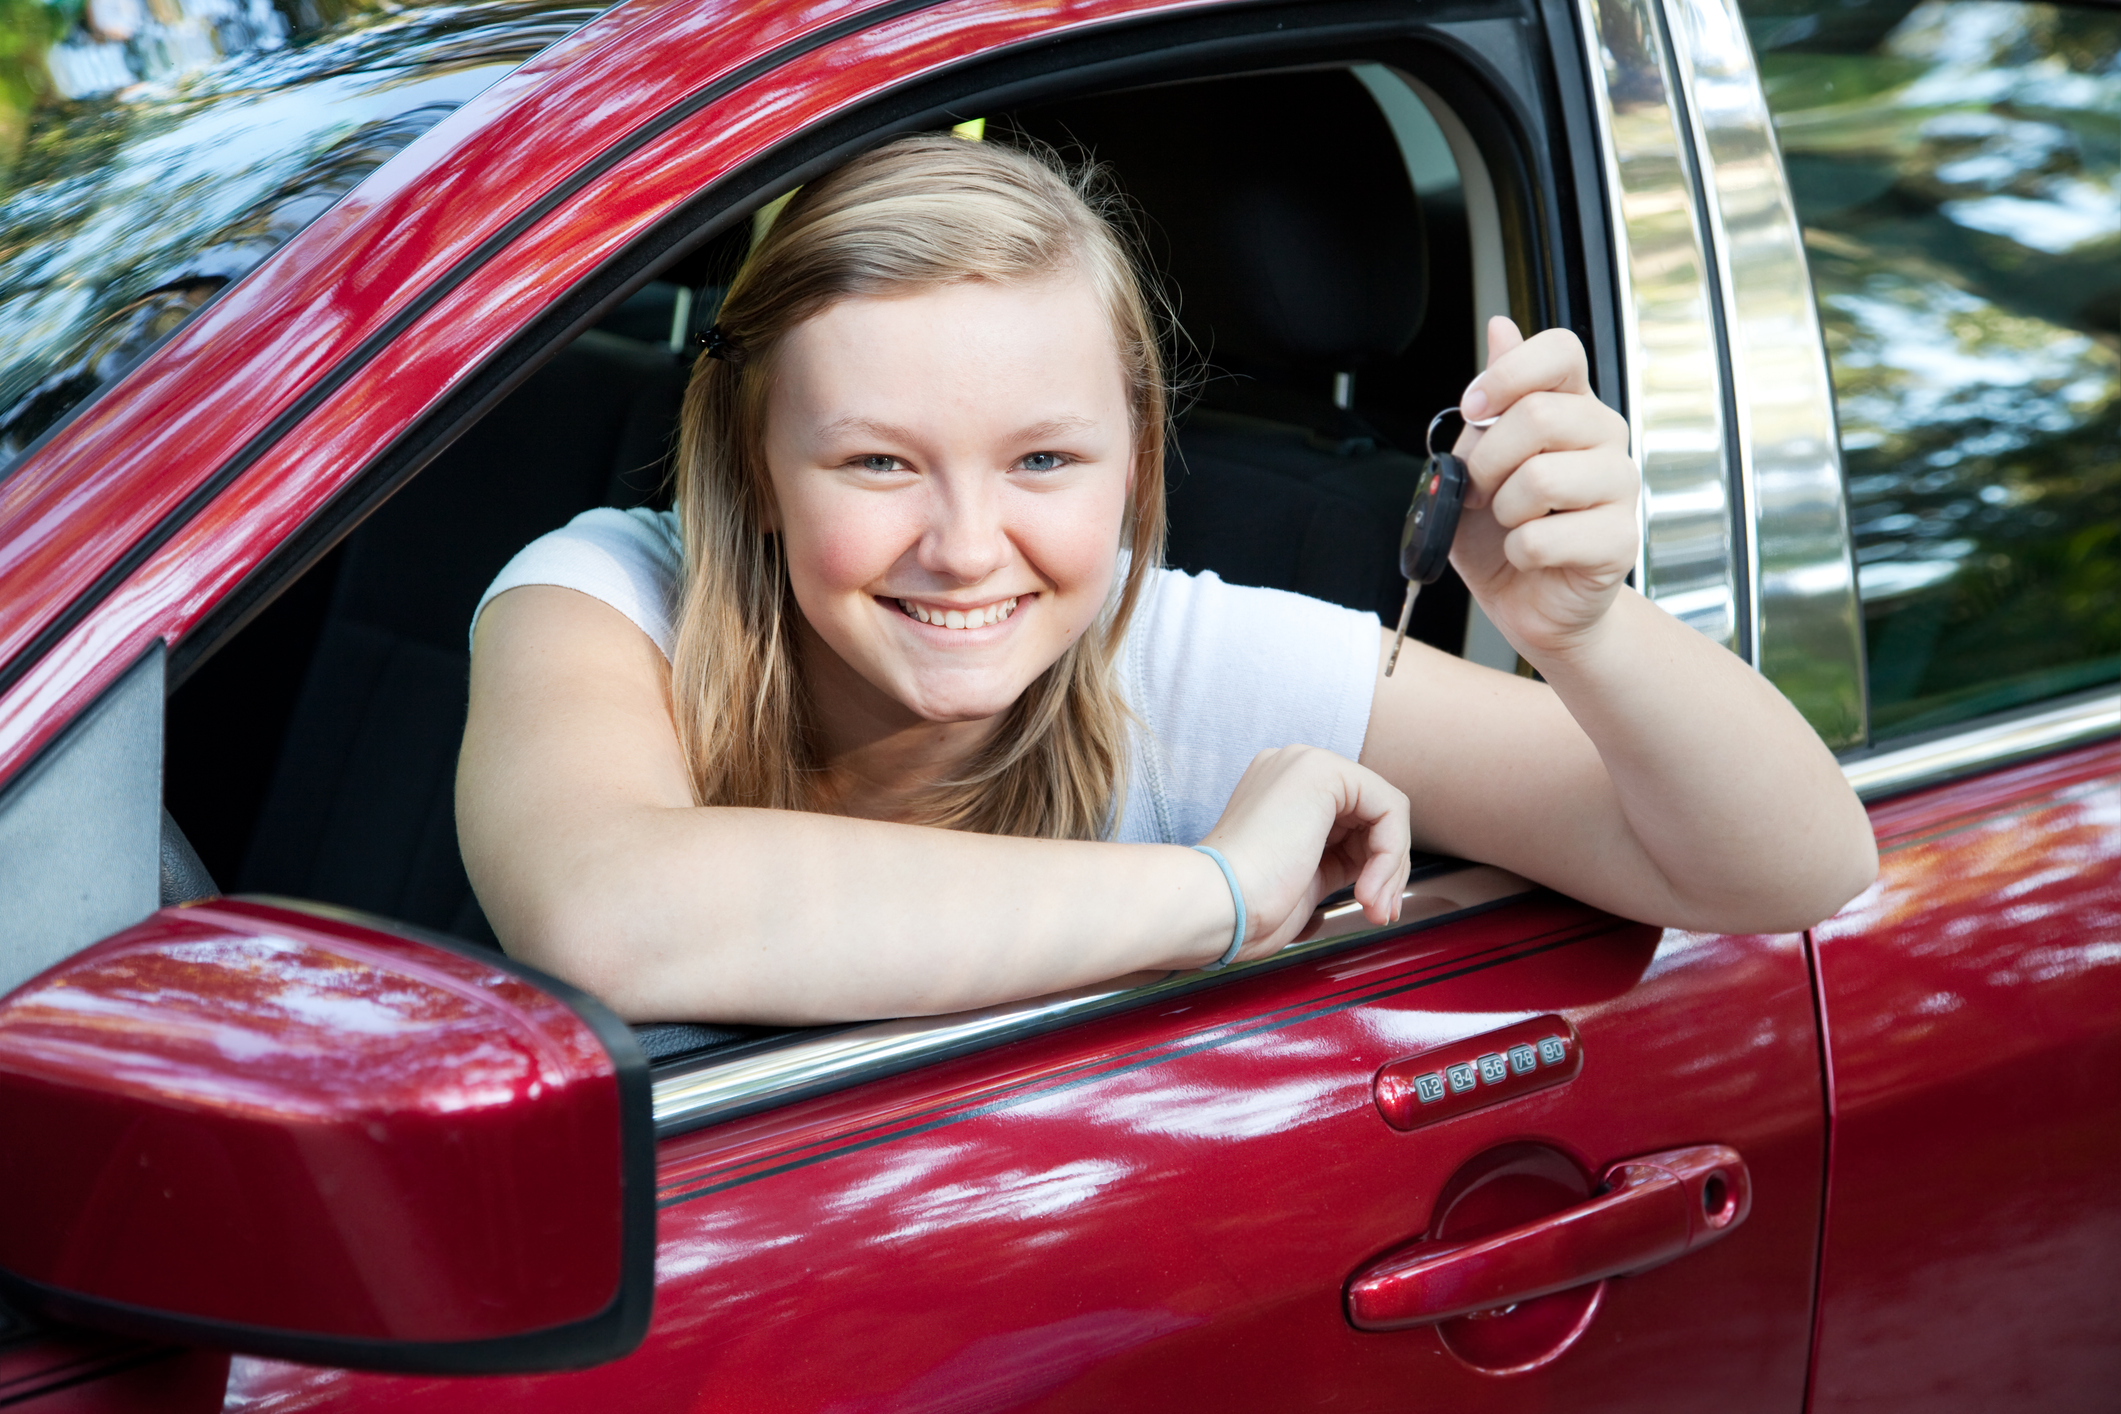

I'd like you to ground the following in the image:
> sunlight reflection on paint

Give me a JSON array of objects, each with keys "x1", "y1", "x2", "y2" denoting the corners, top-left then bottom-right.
[
  {"x1": 1095, "y1": 1074, "x2": 1347, "y2": 1142},
  {"x1": 872, "y1": 1158, "x2": 1134, "y2": 1246}
]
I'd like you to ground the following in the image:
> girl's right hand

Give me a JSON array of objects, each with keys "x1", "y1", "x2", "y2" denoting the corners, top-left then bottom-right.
[{"x1": 1197, "y1": 746, "x2": 1413, "y2": 964}]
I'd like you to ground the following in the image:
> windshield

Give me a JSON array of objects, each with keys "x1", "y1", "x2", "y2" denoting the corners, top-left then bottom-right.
[{"x1": 0, "y1": 0, "x2": 611, "y2": 483}]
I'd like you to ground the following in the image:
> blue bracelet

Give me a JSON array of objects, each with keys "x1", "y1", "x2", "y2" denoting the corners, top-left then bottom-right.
[{"x1": 1192, "y1": 845, "x2": 1247, "y2": 971}]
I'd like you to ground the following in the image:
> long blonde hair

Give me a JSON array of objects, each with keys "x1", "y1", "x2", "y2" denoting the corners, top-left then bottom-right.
[{"x1": 667, "y1": 133, "x2": 1168, "y2": 839}]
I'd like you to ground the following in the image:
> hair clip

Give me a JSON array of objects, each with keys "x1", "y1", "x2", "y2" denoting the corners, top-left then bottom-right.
[{"x1": 700, "y1": 324, "x2": 746, "y2": 365}]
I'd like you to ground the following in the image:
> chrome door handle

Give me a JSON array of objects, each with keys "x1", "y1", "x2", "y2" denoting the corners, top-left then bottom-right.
[{"x1": 1345, "y1": 1144, "x2": 1751, "y2": 1331}]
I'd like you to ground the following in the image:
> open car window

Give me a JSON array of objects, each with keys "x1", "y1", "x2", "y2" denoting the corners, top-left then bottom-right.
[{"x1": 160, "y1": 58, "x2": 1524, "y2": 1081}]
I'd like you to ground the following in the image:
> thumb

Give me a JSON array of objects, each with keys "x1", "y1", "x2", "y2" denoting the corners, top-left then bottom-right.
[
  {"x1": 1456, "y1": 315, "x2": 1528, "y2": 454},
  {"x1": 1484, "y1": 314, "x2": 1524, "y2": 369}
]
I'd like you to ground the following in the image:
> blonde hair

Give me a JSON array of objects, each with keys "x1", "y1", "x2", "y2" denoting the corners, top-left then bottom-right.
[{"x1": 667, "y1": 133, "x2": 1168, "y2": 839}]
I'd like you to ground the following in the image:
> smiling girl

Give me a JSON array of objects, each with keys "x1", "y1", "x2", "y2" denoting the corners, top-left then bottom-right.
[{"x1": 456, "y1": 134, "x2": 1875, "y2": 1025}]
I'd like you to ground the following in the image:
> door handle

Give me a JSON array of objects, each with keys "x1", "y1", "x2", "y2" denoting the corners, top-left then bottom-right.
[{"x1": 1346, "y1": 1144, "x2": 1751, "y2": 1331}]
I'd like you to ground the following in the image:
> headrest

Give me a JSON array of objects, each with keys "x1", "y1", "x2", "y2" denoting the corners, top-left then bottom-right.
[{"x1": 1019, "y1": 70, "x2": 1427, "y2": 377}]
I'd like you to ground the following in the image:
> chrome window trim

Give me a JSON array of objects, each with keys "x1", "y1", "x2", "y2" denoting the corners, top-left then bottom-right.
[
  {"x1": 1840, "y1": 692, "x2": 2120, "y2": 803},
  {"x1": 649, "y1": 864, "x2": 1535, "y2": 1138},
  {"x1": 1660, "y1": 0, "x2": 1867, "y2": 748},
  {"x1": 1575, "y1": 0, "x2": 1742, "y2": 651}
]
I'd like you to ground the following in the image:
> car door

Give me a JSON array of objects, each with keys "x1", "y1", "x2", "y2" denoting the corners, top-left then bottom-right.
[
  {"x1": 1733, "y1": 0, "x2": 2121, "y2": 1405},
  {"x1": 4, "y1": 1, "x2": 1830, "y2": 1410},
  {"x1": 219, "y1": 918, "x2": 1825, "y2": 1414}
]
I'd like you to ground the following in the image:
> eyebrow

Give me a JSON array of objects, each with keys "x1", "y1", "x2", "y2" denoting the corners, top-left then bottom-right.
[{"x1": 814, "y1": 414, "x2": 1102, "y2": 444}]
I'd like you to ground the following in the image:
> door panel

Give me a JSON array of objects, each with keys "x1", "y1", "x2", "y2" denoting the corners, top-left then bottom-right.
[
  {"x1": 1809, "y1": 741, "x2": 2121, "y2": 1410},
  {"x1": 227, "y1": 897, "x2": 1822, "y2": 1411}
]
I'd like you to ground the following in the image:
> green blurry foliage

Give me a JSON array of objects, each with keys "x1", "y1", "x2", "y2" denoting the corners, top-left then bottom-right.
[{"x1": 1752, "y1": 0, "x2": 2121, "y2": 740}]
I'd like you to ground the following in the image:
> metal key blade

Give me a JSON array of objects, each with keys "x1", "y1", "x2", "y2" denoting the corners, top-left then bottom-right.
[{"x1": 1385, "y1": 580, "x2": 1420, "y2": 677}]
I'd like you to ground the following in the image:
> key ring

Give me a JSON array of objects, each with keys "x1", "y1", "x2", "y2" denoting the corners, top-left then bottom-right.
[{"x1": 1427, "y1": 405, "x2": 1501, "y2": 457}]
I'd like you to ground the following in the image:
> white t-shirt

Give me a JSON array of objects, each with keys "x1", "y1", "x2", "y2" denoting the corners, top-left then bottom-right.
[{"x1": 473, "y1": 507, "x2": 1383, "y2": 845}]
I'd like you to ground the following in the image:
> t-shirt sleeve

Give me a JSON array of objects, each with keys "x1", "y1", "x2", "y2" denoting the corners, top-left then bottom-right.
[
  {"x1": 1121, "y1": 569, "x2": 1381, "y2": 845},
  {"x1": 470, "y1": 507, "x2": 684, "y2": 658}
]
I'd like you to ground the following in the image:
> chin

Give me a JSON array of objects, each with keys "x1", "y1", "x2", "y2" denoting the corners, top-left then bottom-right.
[
  {"x1": 906, "y1": 691, "x2": 1029, "y2": 725},
  {"x1": 897, "y1": 672, "x2": 1039, "y2": 725}
]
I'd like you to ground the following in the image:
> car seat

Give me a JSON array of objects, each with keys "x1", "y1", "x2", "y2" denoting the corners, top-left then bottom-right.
[
  {"x1": 1014, "y1": 69, "x2": 1441, "y2": 628},
  {"x1": 234, "y1": 330, "x2": 686, "y2": 944}
]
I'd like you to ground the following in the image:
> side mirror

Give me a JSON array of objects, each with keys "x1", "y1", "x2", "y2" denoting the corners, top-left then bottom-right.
[{"x1": 0, "y1": 898, "x2": 653, "y2": 1374}]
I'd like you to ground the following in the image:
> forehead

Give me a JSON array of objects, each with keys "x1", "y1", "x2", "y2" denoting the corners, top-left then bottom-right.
[{"x1": 772, "y1": 276, "x2": 1129, "y2": 428}]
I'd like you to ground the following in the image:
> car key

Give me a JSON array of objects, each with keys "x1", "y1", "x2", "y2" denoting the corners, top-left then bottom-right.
[{"x1": 1384, "y1": 408, "x2": 1482, "y2": 677}]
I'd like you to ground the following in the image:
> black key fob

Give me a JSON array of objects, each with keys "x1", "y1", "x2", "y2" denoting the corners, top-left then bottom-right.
[
  {"x1": 1399, "y1": 449, "x2": 1468, "y2": 584},
  {"x1": 1385, "y1": 408, "x2": 1477, "y2": 678}
]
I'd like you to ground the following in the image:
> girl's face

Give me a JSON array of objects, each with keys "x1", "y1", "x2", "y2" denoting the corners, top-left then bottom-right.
[{"x1": 763, "y1": 275, "x2": 1135, "y2": 728}]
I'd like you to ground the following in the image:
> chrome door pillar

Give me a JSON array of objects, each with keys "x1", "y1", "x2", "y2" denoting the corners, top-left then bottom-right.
[
  {"x1": 1576, "y1": 0, "x2": 1868, "y2": 746},
  {"x1": 1660, "y1": 0, "x2": 1866, "y2": 747},
  {"x1": 1577, "y1": 0, "x2": 1739, "y2": 655}
]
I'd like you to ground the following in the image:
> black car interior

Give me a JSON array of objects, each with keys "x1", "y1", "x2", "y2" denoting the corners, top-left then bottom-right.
[{"x1": 162, "y1": 65, "x2": 1479, "y2": 1057}]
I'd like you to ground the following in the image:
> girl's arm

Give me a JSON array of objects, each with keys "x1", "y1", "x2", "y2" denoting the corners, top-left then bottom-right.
[
  {"x1": 1362, "y1": 319, "x2": 1877, "y2": 933},
  {"x1": 458, "y1": 586, "x2": 1410, "y2": 1024}
]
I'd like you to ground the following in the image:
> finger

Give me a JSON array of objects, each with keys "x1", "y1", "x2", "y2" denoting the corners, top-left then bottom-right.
[
  {"x1": 1460, "y1": 326, "x2": 1593, "y2": 425},
  {"x1": 1500, "y1": 503, "x2": 1641, "y2": 578},
  {"x1": 1334, "y1": 779, "x2": 1412, "y2": 925},
  {"x1": 1356, "y1": 839, "x2": 1410, "y2": 924},
  {"x1": 1318, "y1": 785, "x2": 1404, "y2": 923},
  {"x1": 1484, "y1": 315, "x2": 1524, "y2": 371},
  {"x1": 1327, "y1": 824, "x2": 1390, "y2": 924},
  {"x1": 1448, "y1": 319, "x2": 1525, "y2": 460},
  {"x1": 1486, "y1": 446, "x2": 1637, "y2": 532},
  {"x1": 1460, "y1": 392, "x2": 1629, "y2": 512}
]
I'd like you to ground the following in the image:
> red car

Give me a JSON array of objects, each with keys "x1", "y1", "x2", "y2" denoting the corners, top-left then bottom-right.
[{"x1": 0, "y1": 0, "x2": 2113, "y2": 1408}]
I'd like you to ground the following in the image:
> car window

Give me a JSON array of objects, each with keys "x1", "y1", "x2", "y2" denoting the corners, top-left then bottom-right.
[
  {"x1": 0, "y1": 0, "x2": 609, "y2": 485},
  {"x1": 1741, "y1": 0, "x2": 2120, "y2": 743}
]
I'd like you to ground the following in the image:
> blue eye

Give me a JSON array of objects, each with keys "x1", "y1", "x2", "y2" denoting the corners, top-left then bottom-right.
[
  {"x1": 1020, "y1": 452, "x2": 1068, "y2": 472},
  {"x1": 859, "y1": 455, "x2": 902, "y2": 473}
]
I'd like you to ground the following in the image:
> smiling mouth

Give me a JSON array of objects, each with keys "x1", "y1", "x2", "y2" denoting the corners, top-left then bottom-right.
[{"x1": 893, "y1": 596, "x2": 1022, "y2": 630}]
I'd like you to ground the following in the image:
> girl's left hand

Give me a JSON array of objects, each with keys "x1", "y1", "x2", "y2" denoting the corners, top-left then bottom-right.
[{"x1": 1450, "y1": 316, "x2": 1639, "y2": 662}]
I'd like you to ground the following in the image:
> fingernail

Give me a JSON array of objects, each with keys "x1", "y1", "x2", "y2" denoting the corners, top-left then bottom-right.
[{"x1": 1461, "y1": 385, "x2": 1490, "y2": 420}]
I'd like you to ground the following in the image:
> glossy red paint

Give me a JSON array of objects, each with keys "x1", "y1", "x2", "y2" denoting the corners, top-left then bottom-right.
[
  {"x1": 1808, "y1": 740, "x2": 2121, "y2": 1410},
  {"x1": 0, "y1": 1334, "x2": 227, "y2": 1412},
  {"x1": 0, "y1": 0, "x2": 1211, "y2": 790},
  {"x1": 223, "y1": 897, "x2": 1825, "y2": 1412},
  {"x1": 1372, "y1": 1013, "x2": 1580, "y2": 1129},
  {"x1": 0, "y1": 0, "x2": 883, "y2": 673},
  {"x1": 1346, "y1": 1143, "x2": 1752, "y2": 1331},
  {"x1": 0, "y1": 900, "x2": 624, "y2": 1341}
]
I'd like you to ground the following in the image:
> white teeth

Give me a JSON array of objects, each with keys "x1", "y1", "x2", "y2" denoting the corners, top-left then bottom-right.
[{"x1": 896, "y1": 596, "x2": 1020, "y2": 630}]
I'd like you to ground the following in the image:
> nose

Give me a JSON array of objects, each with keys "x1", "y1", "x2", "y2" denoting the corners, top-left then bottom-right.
[{"x1": 916, "y1": 472, "x2": 1011, "y2": 585}]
